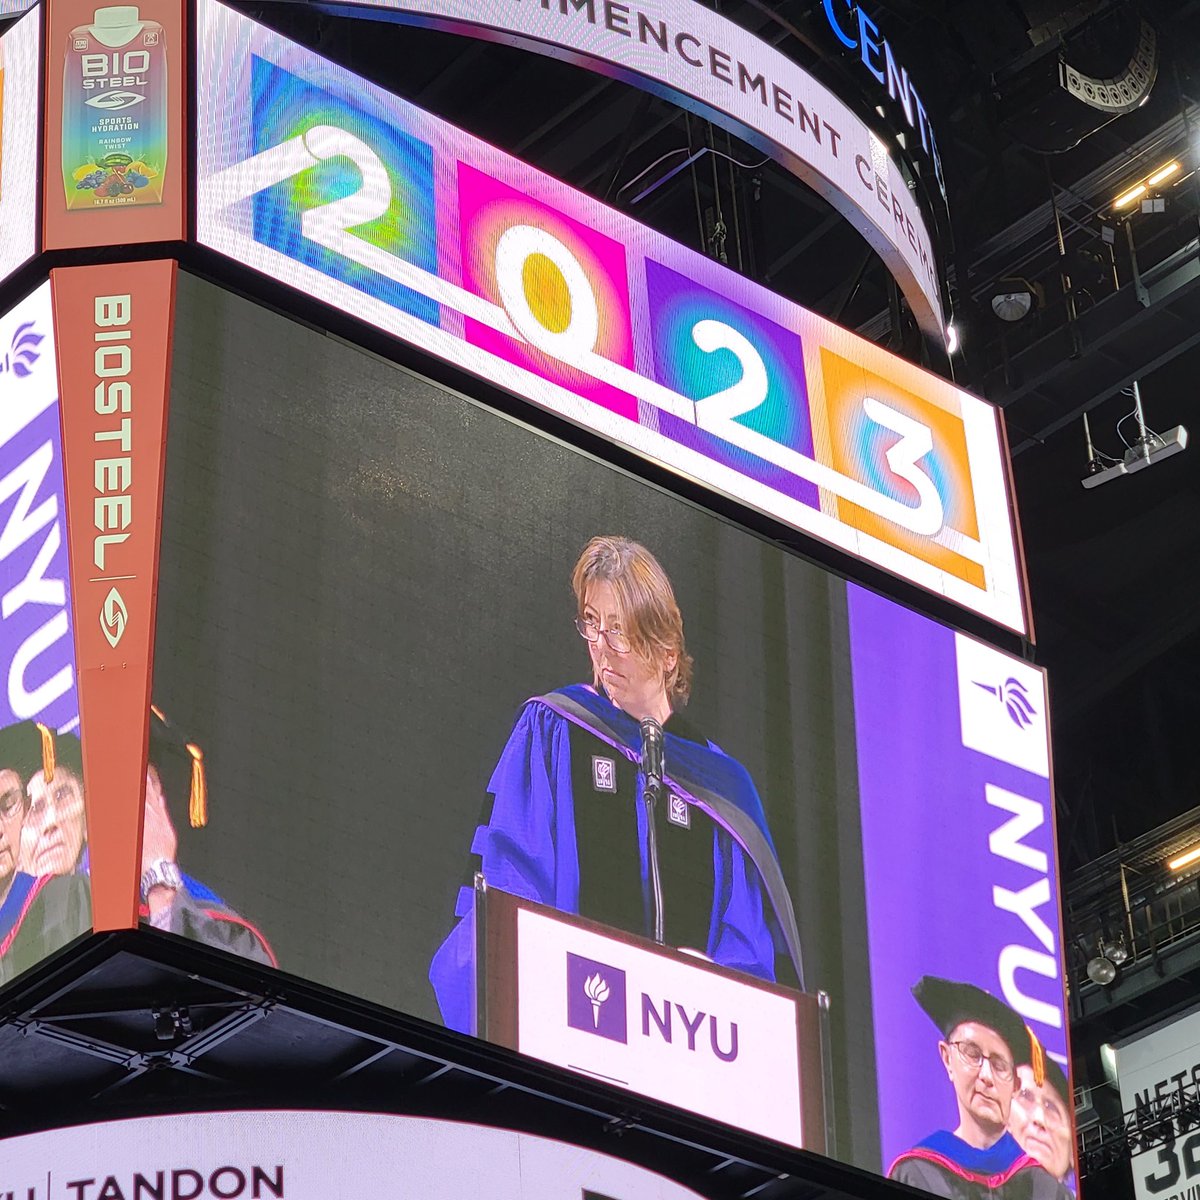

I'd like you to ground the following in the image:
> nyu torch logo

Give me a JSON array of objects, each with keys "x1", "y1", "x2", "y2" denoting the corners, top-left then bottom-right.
[
  {"x1": 583, "y1": 973, "x2": 610, "y2": 1027},
  {"x1": 567, "y1": 954, "x2": 627, "y2": 1043},
  {"x1": 974, "y1": 677, "x2": 1037, "y2": 729},
  {"x1": 0, "y1": 321, "x2": 43, "y2": 378}
]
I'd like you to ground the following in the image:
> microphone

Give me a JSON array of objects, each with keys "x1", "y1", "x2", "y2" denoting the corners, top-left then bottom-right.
[
  {"x1": 640, "y1": 716, "x2": 665, "y2": 801},
  {"x1": 640, "y1": 717, "x2": 666, "y2": 945}
]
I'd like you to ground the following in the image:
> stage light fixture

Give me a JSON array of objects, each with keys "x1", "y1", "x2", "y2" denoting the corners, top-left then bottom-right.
[
  {"x1": 989, "y1": 277, "x2": 1042, "y2": 322},
  {"x1": 1102, "y1": 938, "x2": 1130, "y2": 965},
  {"x1": 1114, "y1": 183, "x2": 1147, "y2": 209},
  {"x1": 1168, "y1": 845, "x2": 1200, "y2": 871},
  {"x1": 1086, "y1": 955, "x2": 1118, "y2": 985},
  {"x1": 1113, "y1": 158, "x2": 1185, "y2": 211},
  {"x1": 1147, "y1": 161, "x2": 1180, "y2": 186},
  {"x1": 1081, "y1": 383, "x2": 1188, "y2": 489}
]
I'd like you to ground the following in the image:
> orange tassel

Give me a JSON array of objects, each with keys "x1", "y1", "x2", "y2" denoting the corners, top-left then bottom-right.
[
  {"x1": 34, "y1": 722, "x2": 56, "y2": 783},
  {"x1": 187, "y1": 744, "x2": 207, "y2": 828},
  {"x1": 1026, "y1": 1024, "x2": 1046, "y2": 1087}
]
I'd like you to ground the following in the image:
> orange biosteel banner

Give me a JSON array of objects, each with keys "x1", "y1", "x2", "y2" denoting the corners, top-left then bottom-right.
[
  {"x1": 43, "y1": 0, "x2": 185, "y2": 251},
  {"x1": 52, "y1": 260, "x2": 176, "y2": 930}
]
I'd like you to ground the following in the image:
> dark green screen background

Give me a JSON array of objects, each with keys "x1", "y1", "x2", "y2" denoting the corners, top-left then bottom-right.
[{"x1": 152, "y1": 272, "x2": 878, "y2": 1166}]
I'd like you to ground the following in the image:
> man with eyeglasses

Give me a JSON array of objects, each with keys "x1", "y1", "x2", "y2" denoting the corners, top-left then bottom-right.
[
  {"x1": 430, "y1": 535, "x2": 801, "y2": 1035},
  {"x1": 1010, "y1": 1054, "x2": 1075, "y2": 1189},
  {"x1": 889, "y1": 976, "x2": 1073, "y2": 1200},
  {"x1": 0, "y1": 721, "x2": 92, "y2": 985},
  {"x1": 138, "y1": 707, "x2": 276, "y2": 967},
  {"x1": 20, "y1": 726, "x2": 88, "y2": 876},
  {"x1": 1, "y1": 716, "x2": 274, "y2": 979}
]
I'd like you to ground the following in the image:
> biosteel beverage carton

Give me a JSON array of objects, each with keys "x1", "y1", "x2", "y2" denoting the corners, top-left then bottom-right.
[{"x1": 62, "y1": 5, "x2": 166, "y2": 210}]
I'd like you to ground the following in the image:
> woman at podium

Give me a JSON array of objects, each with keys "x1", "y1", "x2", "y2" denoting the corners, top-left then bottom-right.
[{"x1": 429, "y1": 535, "x2": 804, "y2": 1035}]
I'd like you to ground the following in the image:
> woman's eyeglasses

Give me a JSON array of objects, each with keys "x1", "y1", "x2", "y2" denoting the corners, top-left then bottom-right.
[{"x1": 575, "y1": 616, "x2": 631, "y2": 655}]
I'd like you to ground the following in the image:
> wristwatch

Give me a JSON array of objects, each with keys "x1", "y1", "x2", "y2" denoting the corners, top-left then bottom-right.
[{"x1": 140, "y1": 858, "x2": 182, "y2": 903}]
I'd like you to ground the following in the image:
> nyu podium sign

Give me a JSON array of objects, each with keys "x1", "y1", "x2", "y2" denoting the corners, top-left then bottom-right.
[{"x1": 480, "y1": 889, "x2": 826, "y2": 1150}]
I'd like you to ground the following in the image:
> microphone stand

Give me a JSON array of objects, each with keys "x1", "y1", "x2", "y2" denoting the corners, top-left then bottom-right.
[{"x1": 641, "y1": 717, "x2": 666, "y2": 946}]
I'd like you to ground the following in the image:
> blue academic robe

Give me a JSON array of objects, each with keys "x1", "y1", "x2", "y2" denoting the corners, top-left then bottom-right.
[{"x1": 428, "y1": 684, "x2": 804, "y2": 1034}]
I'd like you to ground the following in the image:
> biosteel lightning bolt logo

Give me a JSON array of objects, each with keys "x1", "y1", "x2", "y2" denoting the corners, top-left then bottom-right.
[{"x1": 53, "y1": 260, "x2": 175, "y2": 929}]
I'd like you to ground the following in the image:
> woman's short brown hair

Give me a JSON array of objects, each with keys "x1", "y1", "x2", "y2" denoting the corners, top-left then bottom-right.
[{"x1": 571, "y1": 535, "x2": 694, "y2": 707}]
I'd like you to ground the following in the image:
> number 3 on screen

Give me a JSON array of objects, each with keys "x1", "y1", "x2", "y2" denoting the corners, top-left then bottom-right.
[{"x1": 688, "y1": 318, "x2": 944, "y2": 536}]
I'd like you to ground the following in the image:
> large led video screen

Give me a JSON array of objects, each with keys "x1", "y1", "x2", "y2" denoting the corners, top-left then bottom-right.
[
  {"x1": 2, "y1": 1109, "x2": 709, "y2": 1200},
  {"x1": 0, "y1": 282, "x2": 92, "y2": 987},
  {"x1": 136, "y1": 272, "x2": 1073, "y2": 1196},
  {"x1": 0, "y1": 7, "x2": 39, "y2": 285},
  {"x1": 196, "y1": 0, "x2": 1027, "y2": 636}
]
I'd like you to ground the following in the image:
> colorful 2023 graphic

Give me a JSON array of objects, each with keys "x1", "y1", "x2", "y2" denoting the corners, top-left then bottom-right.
[{"x1": 197, "y1": 0, "x2": 1025, "y2": 634}]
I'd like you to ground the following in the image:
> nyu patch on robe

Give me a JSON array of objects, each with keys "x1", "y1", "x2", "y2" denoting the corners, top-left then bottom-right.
[
  {"x1": 591, "y1": 755, "x2": 616, "y2": 793},
  {"x1": 667, "y1": 793, "x2": 690, "y2": 829}
]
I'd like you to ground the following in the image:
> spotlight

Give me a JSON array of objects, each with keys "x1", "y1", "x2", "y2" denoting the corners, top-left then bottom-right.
[
  {"x1": 1114, "y1": 183, "x2": 1147, "y2": 209},
  {"x1": 1169, "y1": 844, "x2": 1200, "y2": 871},
  {"x1": 1148, "y1": 161, "x2": 1181, "y2": 186},
  {"x1": 946, "y1": 323, "x2": 961, "y2": 354},
  {"x1": 1113, "y1": 158, "x2": 1184, "y2": 211},
  {"x1": 1086, "y1": 955, "x2": 1118, "y2": 985},
  {"x1": 1102, "y1": 938, "x2": 1130, "y2": 965},
  {"x1": 989, "y1": 278, "x2": 1043, "y2": 322}
]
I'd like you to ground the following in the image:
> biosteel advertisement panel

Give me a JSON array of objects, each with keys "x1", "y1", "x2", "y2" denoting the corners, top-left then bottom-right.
[
  {"x1": 52, "y1": 259, "x2": 175, "y2": 931},
  {"x1": 196, "y1": 0, "x2": 1026, "y2": 634},
  {"x1": 0, "y1": 8, "x2": 39, "y2": 286},
  {"x1": 0, "y1": 282, "x2": 92, "y2": 988},
  {"x1": 43, "y1": 0, "x2": 185, "y2": 250}
]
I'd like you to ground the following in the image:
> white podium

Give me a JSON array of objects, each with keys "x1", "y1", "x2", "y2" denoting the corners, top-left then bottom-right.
[{"x1": 475, "y1": 882, "x2": 830, "y2": 1152}]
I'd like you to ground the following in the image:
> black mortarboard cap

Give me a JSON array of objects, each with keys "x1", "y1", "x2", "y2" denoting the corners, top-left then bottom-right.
[
  {"x1": 912, "y1": 975, "x2": 1031, "y2": 1063},
  {"x1": 1041, "y1": 1053, "x2": 1069, "y2": 1101},
  {"x1": 149, "y1": 706, "x2": 207, "y2": 828},
  {"x1": 0, "y1": 719, "x2": 82, "y2": 785}
]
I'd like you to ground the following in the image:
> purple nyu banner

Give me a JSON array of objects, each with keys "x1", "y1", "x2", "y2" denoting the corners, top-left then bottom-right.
[
  {"x1": 847, "y1": 584, "x2": 1066, "y2": 1178},
  {"x1": 0, "y1": 283, "x2": 79, "y2": 735}
]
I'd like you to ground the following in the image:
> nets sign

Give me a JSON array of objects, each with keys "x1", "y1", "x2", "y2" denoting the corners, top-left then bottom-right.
[{"x1": 196, "y1": 0, "x2": 1026, "y2": 634}]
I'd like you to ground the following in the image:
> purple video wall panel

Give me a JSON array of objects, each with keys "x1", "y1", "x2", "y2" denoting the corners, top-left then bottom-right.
[
  {"x1": 0, "y1": 282, "x2": 78, "y2": 737},
  {"x1": 848, "y1": 583, "x2": 1063, "y2": 1172}
]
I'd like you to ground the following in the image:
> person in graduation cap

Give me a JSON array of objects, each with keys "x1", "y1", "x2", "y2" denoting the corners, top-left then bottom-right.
[
  {"x1": 10, "y1": 712, "x2": 276, "y2": 969},
  {"x1": 138, "y1": 707, "x2": 277, "y2": 967},
  {"x1": 0, "y1": 721, "x2": 92, "y2": 986},
  {"x1": 889, "y1": 976, "x2": 1073, "y2": 1200},
  {"x1": 1010, "y1": 1043, "x2": 1076, "y2": 1190},
  {"x1": 429, "y1": 534, "x2": 804, "y2": 1035}
]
